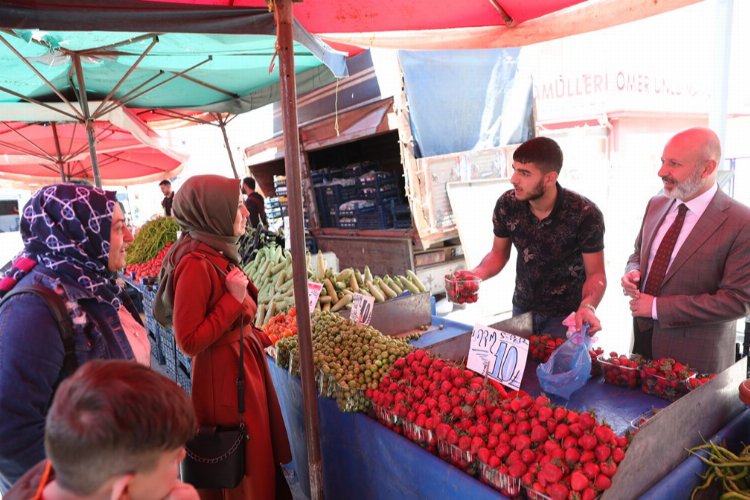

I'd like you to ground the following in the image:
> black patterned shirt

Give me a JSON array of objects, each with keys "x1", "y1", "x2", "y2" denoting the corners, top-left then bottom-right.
[{"x1": 492, "y1": 184, "x2": 605, "y2": 316}]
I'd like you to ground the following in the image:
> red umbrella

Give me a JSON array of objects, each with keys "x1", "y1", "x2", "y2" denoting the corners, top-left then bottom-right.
[{"x1": 0, "y1": 103, "x2": 186, "y2": 186}]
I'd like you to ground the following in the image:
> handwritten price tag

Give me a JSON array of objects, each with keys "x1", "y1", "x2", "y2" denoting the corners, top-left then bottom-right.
[
  {"x1": 350, "y1": 292, "x2": 375, "y2": 325},
  {"x1": 467, "y1": 324, "x2": 529, "y2": 391},
  {"x1": 307, "y1": 281, "x2": 323, "y2": 311}
]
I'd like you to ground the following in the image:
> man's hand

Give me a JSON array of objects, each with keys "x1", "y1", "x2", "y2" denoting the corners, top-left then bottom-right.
[
  {"x1": 576, "y1": 306, "x2": 601, "y2": 335},
  {"x1": 621, "y1": 270, "x2": 641, "y2": 298},
  {"x1": 629, "y1": 293, "x2": 654, "y2": 318}
]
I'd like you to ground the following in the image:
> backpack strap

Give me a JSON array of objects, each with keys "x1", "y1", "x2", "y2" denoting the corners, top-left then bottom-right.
[{"x1": 0, "y1": 284, "x2": 78, "y2": 380}]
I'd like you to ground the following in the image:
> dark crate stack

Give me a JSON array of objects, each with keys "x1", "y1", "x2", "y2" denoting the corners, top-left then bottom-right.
[
  {"x1": 142, "y1": 284, "x2": 191, "y2": 394},
  {"x1": 270, "y1": 175, "x2": 317, "y2": 253}
]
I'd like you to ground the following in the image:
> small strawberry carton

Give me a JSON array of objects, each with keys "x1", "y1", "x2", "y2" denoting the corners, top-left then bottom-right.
[
  {"x1": 590, "y1": 347, "x2": 604, "y2": 377},
  {"x1": 529, "y1": 334, "x2": 565, "y2": 363},
  {"x1": 524, "y1": 486, "x2": 552, "y2": 500},
  {"x1": 685, "y1": 373, "x2": 717, "y2": 392},
  {"x1": 372, "y1": 404, "x2": 402, "y2": 432},
  {"x1": 639, "y1": 357, "x2": 696, "y2": 402},
  {"x1": 598, "y1": 352, "x2": 644, "y2": 388},
  {"x1": 437, "y1": 439, "x2": 475, "y2": 474},
  {"x1": 478, "y1": 461, "x2": 522, "y2": 498},
  {"x1": 402, "y1": 420, "x2": 437, "y2": 452},
  {"x1": 628, "y1": 407, "x2": 661, "y2": 432},
  {"x1": 444, "y1": 270, "x2": 481, "y2": 305}
]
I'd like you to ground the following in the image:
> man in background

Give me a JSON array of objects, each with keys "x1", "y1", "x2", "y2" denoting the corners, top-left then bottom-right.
[
  {"x1": 6, "y1": 360, "x2": 198, "y2": 499},
  {"x1": 242, "y1": 176, "x2": 267, "y2": 228},
  {"x1": 160, "y1": 179, "x2": 174, "y2": 216},
  {"x1": 622, "y1": 127, "x2": 750, "y2": 373}
]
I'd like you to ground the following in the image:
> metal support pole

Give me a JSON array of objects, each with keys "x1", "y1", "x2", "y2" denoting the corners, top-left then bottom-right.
[
  {"x1": 276, "y1": 0, "x2": 324, "y2": 498},
  {"x1": 217, "y1": 115, "x2": 240, "y2": 180},
  {"x1": 72, "y1": 55, "x2": 102, "y2": 187},
  {"x1": 50, "y1": 123, "x2": 66, "y2": 182}
]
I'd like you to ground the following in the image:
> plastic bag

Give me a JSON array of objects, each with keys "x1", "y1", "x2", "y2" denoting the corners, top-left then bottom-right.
[{"x1": 536, "y1": 325, "x2": 593, "y2": 399}]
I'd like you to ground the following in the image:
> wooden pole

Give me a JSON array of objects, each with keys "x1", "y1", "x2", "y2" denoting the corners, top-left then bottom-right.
[{"x1": 275, "y1": 1, "x2": 325, "y2": 498}]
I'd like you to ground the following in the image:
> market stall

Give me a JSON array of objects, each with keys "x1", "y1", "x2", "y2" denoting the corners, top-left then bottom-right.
[{"x1": 267, "y1": 313, "x2": 748, "y2": 499}]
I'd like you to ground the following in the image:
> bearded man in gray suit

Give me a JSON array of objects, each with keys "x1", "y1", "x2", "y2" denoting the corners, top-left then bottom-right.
[{"x1": 622, "y1": 127, "x2": 750, "y2": 374}]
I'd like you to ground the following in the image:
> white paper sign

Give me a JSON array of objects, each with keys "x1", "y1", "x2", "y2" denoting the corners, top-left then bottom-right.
[
  {"x1": 350, "y1": 292, "x2": 375, "y2": 325},
  {"x1": 467, "y1": 324, "x2": 529, "y2": 391},
  {"x1": 307, "y1": 281, "x2": 323, "y2": 311}
]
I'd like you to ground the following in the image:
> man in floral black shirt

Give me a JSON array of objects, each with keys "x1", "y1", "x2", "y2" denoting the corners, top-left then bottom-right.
[{"x1": 472, "y1": 137, "x2": 606, "y2": 337}]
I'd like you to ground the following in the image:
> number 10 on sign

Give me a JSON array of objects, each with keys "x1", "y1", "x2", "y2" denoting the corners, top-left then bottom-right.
[
  {"x1": 467, "y1": 324, "x2": 529, "y2": 391},
  {"x1": 350, "y1": 293, "x2": 374, "y2": 325}
]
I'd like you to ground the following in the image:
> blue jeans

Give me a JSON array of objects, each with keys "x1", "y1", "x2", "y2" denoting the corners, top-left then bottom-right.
[{"x1": 512, "y1": 306, "x2": 569, "y2": 338}]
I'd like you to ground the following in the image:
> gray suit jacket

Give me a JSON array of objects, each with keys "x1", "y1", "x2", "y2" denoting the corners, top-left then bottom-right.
[{"x1": 626, "y1": 188, "x2": 750, "y2": 373}]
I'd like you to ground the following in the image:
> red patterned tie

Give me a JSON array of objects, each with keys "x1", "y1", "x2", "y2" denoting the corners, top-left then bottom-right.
[{"x1": 643, "y1": 203, "x2": 688, "y2": 296}]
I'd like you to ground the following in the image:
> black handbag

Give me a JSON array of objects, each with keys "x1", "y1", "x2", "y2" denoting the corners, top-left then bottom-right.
[{"x1": 180, "y1": 313, "x2": 248, "y2": 489}]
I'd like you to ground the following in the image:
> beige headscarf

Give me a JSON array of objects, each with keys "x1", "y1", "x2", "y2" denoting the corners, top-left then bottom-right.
[{"x1": 153, "y1": 175, "x2": 241, "y2": 326}]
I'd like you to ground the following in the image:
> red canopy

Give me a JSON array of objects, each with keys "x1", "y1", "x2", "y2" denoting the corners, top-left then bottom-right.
[{"x1": 139, "y1": 0, "x2": 701, "y2": 53}]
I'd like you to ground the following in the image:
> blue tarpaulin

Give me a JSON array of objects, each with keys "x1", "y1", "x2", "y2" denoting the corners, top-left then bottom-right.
[{"x1": 398, "y1": 49, "x2": 533, "y2": 158}]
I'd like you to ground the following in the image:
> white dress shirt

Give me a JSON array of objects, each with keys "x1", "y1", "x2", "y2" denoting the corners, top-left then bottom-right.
[{"x1": 648, "y1": 183, "x2": 718, "y2": 319}]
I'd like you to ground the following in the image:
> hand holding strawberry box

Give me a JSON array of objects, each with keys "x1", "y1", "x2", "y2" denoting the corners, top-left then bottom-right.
[{"x1": 444, "y1": 270, "x2": 481, "y2": 304}]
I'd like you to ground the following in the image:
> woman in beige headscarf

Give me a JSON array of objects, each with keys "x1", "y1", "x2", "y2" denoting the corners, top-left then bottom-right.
[{"x1": 154, "y1": 175, "x2": 291, "y2": 500}]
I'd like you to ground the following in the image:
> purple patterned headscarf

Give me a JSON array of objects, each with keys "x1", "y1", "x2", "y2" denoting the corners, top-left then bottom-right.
[{"x1": 0, "y1": 184, "x2": 125, "y2": 309}]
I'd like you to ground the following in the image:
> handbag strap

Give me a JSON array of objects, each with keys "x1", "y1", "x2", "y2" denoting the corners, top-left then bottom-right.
[
  {"x1": 191, "y1": 252, "x2": 246, "y2": 419},
  {"x1": 237, "y1": 312, "x2": 245, "y2": 416}
]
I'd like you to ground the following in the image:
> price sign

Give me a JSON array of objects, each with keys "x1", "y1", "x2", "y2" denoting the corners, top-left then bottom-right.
[
  {"x1": 350, "y1": 292, "x2": 375, "y2": 326},
  {"x1": 467, "y1": 324, "x2": 529, "y2": 391},
  {"x1": 307, "y1": 281, "x2": 323, "y2": 311}
]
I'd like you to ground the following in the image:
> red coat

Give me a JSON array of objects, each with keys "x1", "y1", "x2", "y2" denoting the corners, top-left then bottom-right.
[{"x1": 172, "y1": 242, "x2": 291, "y2": 499}]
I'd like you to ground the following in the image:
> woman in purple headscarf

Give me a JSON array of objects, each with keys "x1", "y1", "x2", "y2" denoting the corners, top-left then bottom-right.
[{"x1": 0, "y1": 183, "x2": 142, "y2": 492}]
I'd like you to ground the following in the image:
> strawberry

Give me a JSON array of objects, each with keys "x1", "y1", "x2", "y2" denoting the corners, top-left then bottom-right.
[
  {"x1": 495, "y1": 443, "x2": 511, "y2": 459},
  {"x1": 565, "y1": 447, "x2": 581, "y2": 465},
  {"x1": 457, "y1": 435, "x2": 471, "y2": 452},
  {"x1": 546, "y1": 483, "x2": 569, "y2": 500},
  {"x1": 594, "y1": 474, "x2": 612, "y2": 491},
  {"x1": 612, "y1": 447, "x2": 625, "y2": 463},
  {"x1": 595, "y1": 444, "x2": 611, "y2": 462},
  {"x1": 522, "y1": 448, "x2": 536, "y2": 464},
  {"x1": 509, "y1": 461, "x2": 527, "y2": 478},
  {"x1": 580, "y1": 450, "x2": 595, "y2": 463},
  {"x1": 582, "y1": 487, "x2": 598, "y2": 500},
  {"x1": 600, "y1": 460, "x2": 618, "y2": 477},
  {"x1": 594, "y1": 425, "x2": 614, "y2": 444},
  {"x1": 578, "y1": 434, "x2": 597, "y2": 451},
  {"x1": 477, "y1": 447, "x2": 491, "y2": 463},
  {"x1": 531, "y1": 425, "x2": 549, "y2": 443},
  {"x1": 583, "y1": 462, "x2": 600, "y2": 480},
  {"x1": 554, "y1": 407, "x2": 568, "y2": 421},
  {"x1": 541, "y1": 462, "x2": 564, "y2": 483},
  {"x1": 554, "y1": 423, "x2": 571, "y2": 440},
  {"x1": 571, "y1": 471, "x2": 590, "y2": 491},
  {"x1": 514, "y1": 434, "x2": 532, "y2": 451}
]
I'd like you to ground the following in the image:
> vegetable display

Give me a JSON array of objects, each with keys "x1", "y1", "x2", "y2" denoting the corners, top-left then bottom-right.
[
  {"x1": 125, "y1": 216, "x2": 180, "y2": 265},
  {"x1": 125, "y1": 242, "x2": 172, "y2": 282},
  {"x1": 276, "y1": 311, "x2": 413, "y2": 412},
  {"x1": 244, "y1": 246, "x2": 428, "y2": 327},
  {"x1": 262, "y1": 307, "x2": 298, "y2": 345},
  {"x1": 689, "y1": 441, "x2": 750, "y2": 499},
  {"x1": 599, "y1": 352, "x2": 643, "y2": 389}
]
